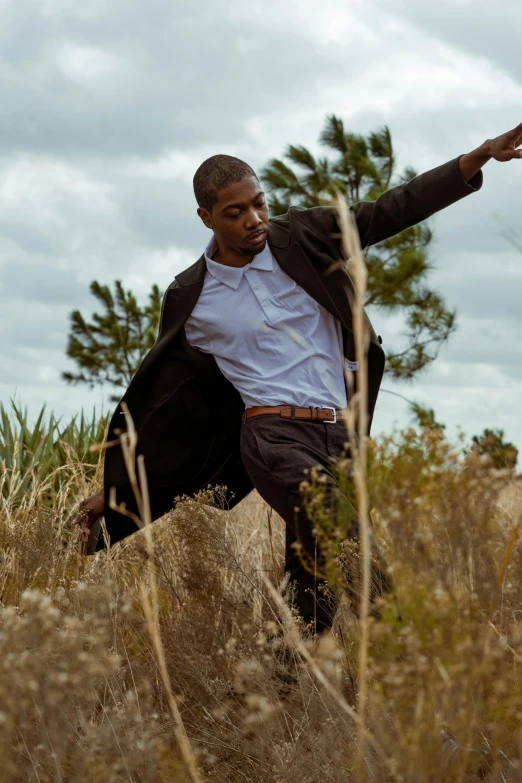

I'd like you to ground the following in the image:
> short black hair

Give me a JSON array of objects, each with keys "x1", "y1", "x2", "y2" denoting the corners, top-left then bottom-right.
[{"x1": 193, "y1": 154, "x2": 257, "y2": 212}]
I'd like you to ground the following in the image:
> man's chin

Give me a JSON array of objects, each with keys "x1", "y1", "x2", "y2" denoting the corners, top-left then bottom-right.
[{"x1": 239, "y1": 239, "x2": 267, "y2": 256}]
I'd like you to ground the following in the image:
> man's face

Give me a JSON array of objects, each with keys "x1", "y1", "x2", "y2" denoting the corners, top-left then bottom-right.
[{"x1": 198, "y1": 176, "x2": 269, "y2": 256}]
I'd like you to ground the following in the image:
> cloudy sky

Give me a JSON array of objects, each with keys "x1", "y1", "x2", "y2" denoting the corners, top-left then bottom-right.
[{"x1": 1, "y1": 0, "x2": 521, "y2": 450}]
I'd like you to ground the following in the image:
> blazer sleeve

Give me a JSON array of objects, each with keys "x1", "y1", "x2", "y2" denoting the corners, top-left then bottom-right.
[
  {"x1": 299, "y1": 155, "x2": 483, "y2": 250},
  {"x1": 353, "y1": 155, "x2": 482, "y2": 248}
]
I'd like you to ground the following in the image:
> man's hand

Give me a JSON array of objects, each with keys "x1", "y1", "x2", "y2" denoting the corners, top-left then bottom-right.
[
  {"x1": 459, "y1": 123, "x2": 522, "y2": 181},
  {"x1": 486, "y1": 123, "x2": 522, "y2": 162},
  {"x1": 75, "y1": 490, "x2": 105, "y2": 544}
]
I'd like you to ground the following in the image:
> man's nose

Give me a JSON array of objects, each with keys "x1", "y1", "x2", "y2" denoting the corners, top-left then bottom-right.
[{"x1": 245, "y1": 208, "x2": 263, "y2": 228}]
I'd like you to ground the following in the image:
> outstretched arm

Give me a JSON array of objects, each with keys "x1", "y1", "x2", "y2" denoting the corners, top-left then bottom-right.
[
  {"x1": 352, "y1": 122, "x2": 522, "y2": 248},
  {"x1": 459, "y1": 123, "x2": 522, "y2": 181},
  {"x1": 293, "y1": 123, "x2": 521, "y2": 252}
]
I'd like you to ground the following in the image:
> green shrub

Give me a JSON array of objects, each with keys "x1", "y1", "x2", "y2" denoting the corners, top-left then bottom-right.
[{"x1": 0, "y1": 401, "x2": 107, "y2": 510}]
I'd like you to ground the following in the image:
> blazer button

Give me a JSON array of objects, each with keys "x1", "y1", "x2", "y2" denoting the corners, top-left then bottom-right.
[{"x1": 378, "y1": 335, "x2": 383, "y2": 345}]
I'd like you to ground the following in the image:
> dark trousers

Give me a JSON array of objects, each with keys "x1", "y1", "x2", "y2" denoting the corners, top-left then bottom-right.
[{"x1": 240, "y1": 415, "x2": 390, "y2": 633}]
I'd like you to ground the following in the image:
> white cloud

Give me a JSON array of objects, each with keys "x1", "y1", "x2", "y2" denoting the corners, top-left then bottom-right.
[
  {"x1": 226, "y1": 0, "x2": 377, "y2": 47},
  {"x1": 2, "y1": 159, "x2": 115, "y2": 225},
  {"x1": 55, "y1": 43, "x2": 123, "y2": 83},
  {"x1": 0, "y1": 0, "x2": 521, "y2": 455},
  {"x1": 124, "y1": 246, "x2": 196, "y2": 295}
]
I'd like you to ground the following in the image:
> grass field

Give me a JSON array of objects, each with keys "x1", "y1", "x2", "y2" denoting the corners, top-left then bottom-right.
[{"x1": 1, "y1": 400, "x2": 522, "y2": 781}]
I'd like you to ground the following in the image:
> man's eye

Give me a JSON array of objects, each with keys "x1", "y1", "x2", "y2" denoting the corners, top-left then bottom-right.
[{"x1": 228, "y1": 213, "x2": 240, "y2": 219}]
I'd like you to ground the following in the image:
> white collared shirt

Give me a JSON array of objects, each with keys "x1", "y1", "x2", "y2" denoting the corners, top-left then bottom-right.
[{"x1": 184, "y1": 236, "x2": 347, "y2": 409}]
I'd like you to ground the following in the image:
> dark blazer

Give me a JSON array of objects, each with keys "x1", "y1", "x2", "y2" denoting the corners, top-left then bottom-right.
[{"x1": 101, "y1": 156, "x2": 482, "y2": 547}]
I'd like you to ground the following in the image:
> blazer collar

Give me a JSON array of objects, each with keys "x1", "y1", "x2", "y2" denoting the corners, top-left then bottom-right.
[
  {"x1": 267, "y1": 219, "x2": 291, "y2": 249},
  {"x1": 175, "y1": 254, "x2": 206, "y2": 287}
]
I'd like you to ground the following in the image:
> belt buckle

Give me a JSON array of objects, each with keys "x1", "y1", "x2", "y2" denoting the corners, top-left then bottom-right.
[{"x1": 322, "y1": 406, "x2": 337, "y2": 424}]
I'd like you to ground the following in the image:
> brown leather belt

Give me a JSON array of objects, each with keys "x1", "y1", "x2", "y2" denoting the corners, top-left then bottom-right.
[{"x1": 242, "y1": 405, "x2": 340, "y2": 424}]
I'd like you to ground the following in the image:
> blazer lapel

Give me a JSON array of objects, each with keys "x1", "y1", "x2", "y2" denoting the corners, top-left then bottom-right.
[
  {"x1": 174, "y1": 253, "x2": 207, "y2": 289},
  {"x1": 268, "y1": 224, "x2": 352, "y2": 329},
  {"x1": 267, "y1": 221, "x2": 377, "y2": 364},
  {"x1": 135, "y1": 255, "x2": 206, "y2": 379}
]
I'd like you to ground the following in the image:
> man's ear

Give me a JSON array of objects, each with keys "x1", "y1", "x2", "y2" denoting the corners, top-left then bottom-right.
[{"x1": 197, "y1": 207, "x2": 213, "y2": 231}]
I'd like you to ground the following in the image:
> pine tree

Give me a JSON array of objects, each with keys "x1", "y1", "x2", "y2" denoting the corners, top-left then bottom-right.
[
  {"x1": 410, "y1": 402, "x2": 446, "y2": 432},
  {"x1": 63, "y1": 280, "x2": 161, "y2": 401},
  {"x1": 261, "y1": 116, "x2": 456, "y2": 380},
  {"x1": 471, "y1": 428, "x2": 518, "y2": 472}
]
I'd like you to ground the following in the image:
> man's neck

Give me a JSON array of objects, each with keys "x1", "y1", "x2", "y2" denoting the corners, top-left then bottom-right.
[{"x1": 212, "y1": 243, "x2": 253, "y2": 269}]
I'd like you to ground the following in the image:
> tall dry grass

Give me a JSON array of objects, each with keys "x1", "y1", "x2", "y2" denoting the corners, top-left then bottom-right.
[{"x1": 1, "y1": 410, "x2": 522, "y2": 781}]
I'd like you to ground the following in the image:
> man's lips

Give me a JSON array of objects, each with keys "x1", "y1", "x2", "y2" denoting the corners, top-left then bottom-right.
[{"x1": 247, "y1": 229, "x2": 267, "y2": 244}]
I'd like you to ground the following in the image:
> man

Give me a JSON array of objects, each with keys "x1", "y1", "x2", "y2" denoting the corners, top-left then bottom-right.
[{"x1": 78, "y1": 124, "x2": 522, "y2": 633}]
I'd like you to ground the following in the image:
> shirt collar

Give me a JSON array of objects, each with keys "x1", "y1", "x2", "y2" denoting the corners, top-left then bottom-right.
[{"x1": 204, "y1": 235, "x2": 273, "y2": 290}]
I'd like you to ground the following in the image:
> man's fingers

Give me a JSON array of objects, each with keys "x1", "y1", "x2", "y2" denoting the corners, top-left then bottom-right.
[
  {"x1": 75, "y1": 513, "x2": 98, "y2": 530},
  {"x1": 74, "y1": 509, "x2": 94, "y2": 542},
  {"x1": 74, "y1": 512, "x2": 87, "y2": 528},
  {"x1": 508, "y1": 124, "x2": 522, "y2": 146},
  {"x1": 500, "y1": 124, "x2": 522, "y2": 146},
  {"x1": 74, "y1": 494, "x2": 104, "y2": 545}
]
